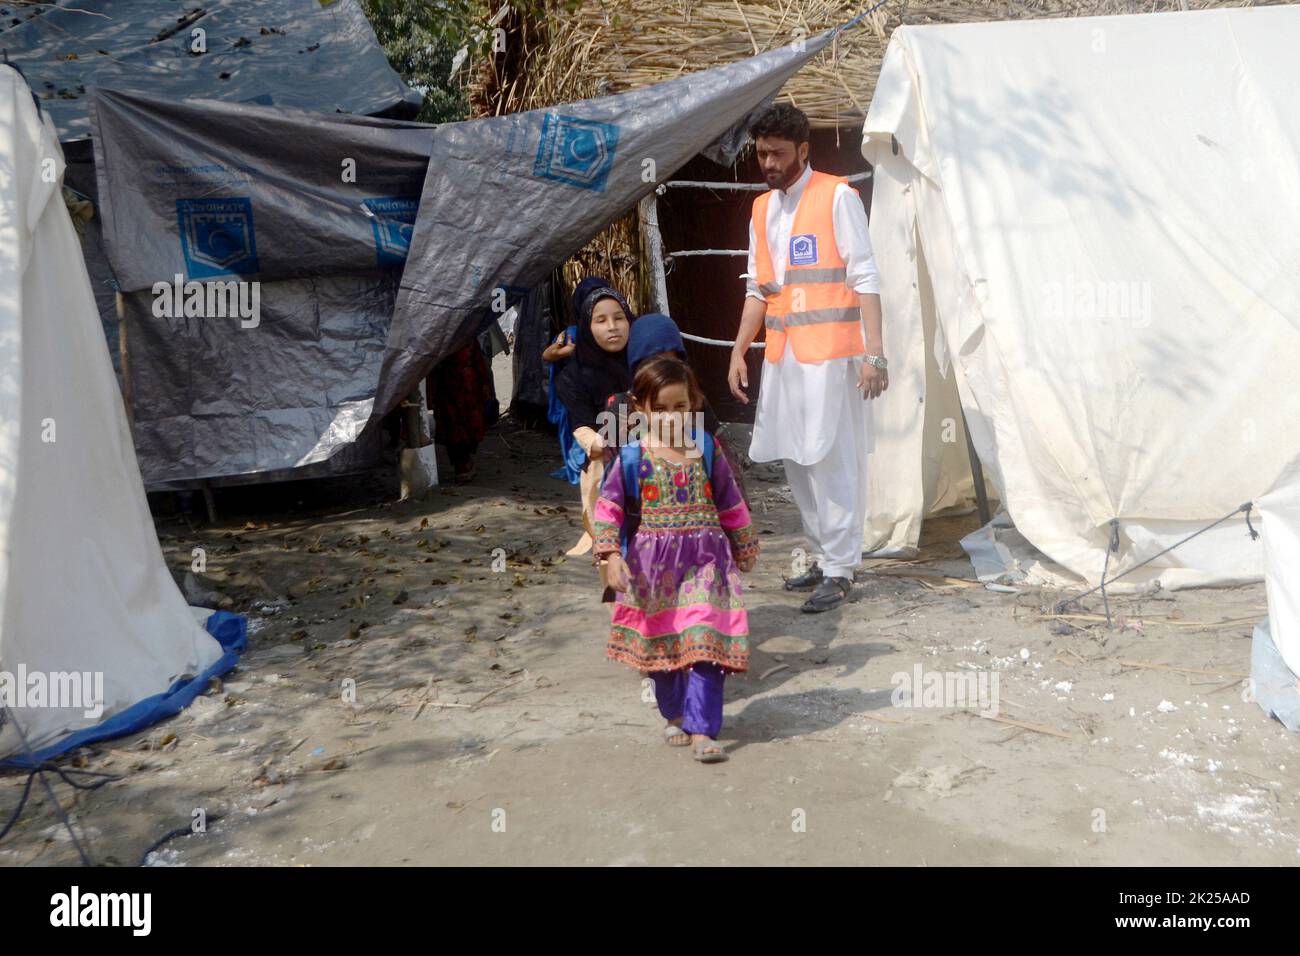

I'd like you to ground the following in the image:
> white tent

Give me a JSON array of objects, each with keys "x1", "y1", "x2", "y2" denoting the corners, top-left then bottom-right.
[
  {"x1": 860, "y1": 5, "x2": 1300, "y2": 597},
  {"x1": 1255, "y1": 456, "x2": 1300, "y2": 723},
  {"x1": 0, "y1": 65, "x2": 235, "y2": 761}
]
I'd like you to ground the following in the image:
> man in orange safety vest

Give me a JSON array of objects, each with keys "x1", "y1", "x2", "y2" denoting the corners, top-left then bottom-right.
[{"x1": 728, "y1": 103, "x2": 887, "y2": 613}]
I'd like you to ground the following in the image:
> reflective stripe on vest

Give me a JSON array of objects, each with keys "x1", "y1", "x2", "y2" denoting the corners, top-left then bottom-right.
[{"x1": 752, "y1": 170, "x2": 865, "y2": 365}]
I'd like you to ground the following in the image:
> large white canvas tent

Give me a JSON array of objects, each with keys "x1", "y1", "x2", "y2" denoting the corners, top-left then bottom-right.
[
  {"x1": 858, "y1": 4, "x2": 1300, "y2": 712},
  {"x1": 0, "y1": 65, "x2": 243, "y2": 763},
  {"x1": 861, "y1": 4, "x2": 1300, "y2": 587}
]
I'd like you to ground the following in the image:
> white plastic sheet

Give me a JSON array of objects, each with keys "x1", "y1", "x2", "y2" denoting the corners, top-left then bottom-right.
[
  {"x1": 861, "y1": 6, "x2": 1300, "y2": 589},
  {"x1": 1258, "y1": 457, "x2": 1300, "y2": 677}
]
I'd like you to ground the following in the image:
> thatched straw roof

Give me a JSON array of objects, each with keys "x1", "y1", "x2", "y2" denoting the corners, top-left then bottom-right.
[{"x1": 472, "y1": 0, "x2": 1280, "y2": 130}]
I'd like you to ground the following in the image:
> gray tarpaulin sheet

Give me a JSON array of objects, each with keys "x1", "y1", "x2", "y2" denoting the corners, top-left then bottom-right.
[
  {"x1": 91, "y1": 90, "x2": 433, "y2": 483},
  {"x1": 374, "y1": 30, "x2": 835, "y2": 416},
  {"x1": 92, "y1": 90, "x2": 435, "y2": 289},
  {"x1": 0, "y1": 0, "x2": 420, "y2": 142},
  {"x1": 91, "y1": 30, "x2": 835, "y2": 482},
  {"x1": 3, "y1": 0, "x2": 421, "y2": 484},
  {"x1": 510, "y1": 283, "x2": 556, "y2": 411}
]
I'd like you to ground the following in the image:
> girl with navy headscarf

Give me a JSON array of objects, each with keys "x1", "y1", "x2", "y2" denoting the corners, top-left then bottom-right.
[
  {"x1": 543, "y1": 276, "x2": 610, "y2": 485},
  {"x1": 550, "y1": 279, "x2": 635, "y2": 555}
]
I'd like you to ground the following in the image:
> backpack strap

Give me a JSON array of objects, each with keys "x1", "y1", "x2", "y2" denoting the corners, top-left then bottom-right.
[
  {"x1": 617, "y1": 436, "x2": 713, "y2": 557},
  {"x1": 618, "y1": 442, "x2": 642, "y2": 557},
  {"x1": 695, "y1": 429, "x2": 715, "y2": 482}
]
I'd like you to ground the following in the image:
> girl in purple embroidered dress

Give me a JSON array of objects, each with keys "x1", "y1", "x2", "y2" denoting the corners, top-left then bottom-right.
[{"x1": 593, "y1": 357, "x2": 759, "y2": 763}]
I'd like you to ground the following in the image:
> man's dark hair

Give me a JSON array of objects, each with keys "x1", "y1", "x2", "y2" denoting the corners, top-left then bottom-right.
[{"x1": 749, "y1": 103, "x2": 811, "y2": 145}]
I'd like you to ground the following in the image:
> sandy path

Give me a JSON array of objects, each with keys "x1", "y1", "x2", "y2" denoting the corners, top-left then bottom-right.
[{"x1": 2, "y1": 422, "x2": 1295, "y2": 866}]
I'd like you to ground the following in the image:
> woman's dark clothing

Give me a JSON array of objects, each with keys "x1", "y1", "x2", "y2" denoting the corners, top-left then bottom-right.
[{"x1": 429, "y1": 340, "x2": 492, "y2": 475}]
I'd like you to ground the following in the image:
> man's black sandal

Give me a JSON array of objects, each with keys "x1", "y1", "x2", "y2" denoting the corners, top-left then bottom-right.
[
  {"x1": 801, "y1": 575, "x2": 851, "y2": 613},
  {"x1": 783, "y1": 563, "x2": 824, "y2": 592}
]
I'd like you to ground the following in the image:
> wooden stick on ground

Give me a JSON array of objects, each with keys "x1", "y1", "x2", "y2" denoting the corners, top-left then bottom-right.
[
  {"x1": 857, "y1": 712, "x2": 906, "y2": 725},
  {"x1": 1115, "y1": 659, "x2": 1249, "y2": 679},
  {"x1": 978, "y1": 712, "x2": 1073, "y2": 740},
  {"x1": 471, "y1": 678, "x2": 528, "y2": 710}
]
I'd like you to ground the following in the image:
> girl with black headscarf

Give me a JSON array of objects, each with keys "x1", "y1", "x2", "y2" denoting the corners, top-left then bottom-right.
[
  {"x1": 543, "y1": 276, "x2": 613, "y2": 485},
  {"x1": 555, "y1": 282, "x2": 635, "y2": 555}
]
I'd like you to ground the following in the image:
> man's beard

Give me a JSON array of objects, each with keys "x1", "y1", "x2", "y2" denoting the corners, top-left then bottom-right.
[{"x1": 767, "y1": 158, "x2": 804, "y2": 191}]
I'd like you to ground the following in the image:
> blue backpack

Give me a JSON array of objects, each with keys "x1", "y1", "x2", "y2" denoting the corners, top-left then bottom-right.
[{"x1": 617, "y1": 432, "x2": 715, "y2": 558}]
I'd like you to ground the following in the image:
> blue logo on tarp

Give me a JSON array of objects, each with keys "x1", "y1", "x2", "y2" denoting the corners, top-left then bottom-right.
[
  {"x1": 176, "y1": 197, "x2": 259, "y2": 278},
  {"x1": 533, "y1": 113, "x2": 619, "y2": 192},
  {"x1": 790, "y1": 234, "x2": 819, "y2": 266},
  {"x1": 362, "y1": 197, "x2": 419, "y2": 267}
]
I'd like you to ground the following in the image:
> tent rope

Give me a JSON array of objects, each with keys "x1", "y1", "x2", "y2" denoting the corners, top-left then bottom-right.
[
  {"x1": 137, "y1": 814, "x2": 224, "y2": 867},
  {"x1": 1099, "y1": 518, "x2": 1119, "y2": 628},
  {"x1": 0, "y1": 705, "x2": 118, "y2": 864},
  {"x1": 838, "y1": 0, "x2": 892, "y2": 34},
  {"x1": 0, "y1": 762, "x2": 118, "y2": 843},
  {"x1": 1059, "y1": 502, "x2": 1260, "y2": 615},
  {"x1": 0, "y1": 716, "x2": 214, "y2": 868}
]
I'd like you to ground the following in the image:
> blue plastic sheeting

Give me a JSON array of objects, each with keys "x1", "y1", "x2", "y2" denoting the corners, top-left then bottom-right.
[
  {"x1": 1250, "y1": 620, "x2": 1300, "y2": 732},
  {"x1": 2, "y1": 611, "x2": 248, "y2": 768}
]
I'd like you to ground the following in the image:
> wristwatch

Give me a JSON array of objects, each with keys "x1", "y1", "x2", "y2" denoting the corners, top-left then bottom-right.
[{"x1": 864, "y1": 354, "x2": 888, "y2": 370}]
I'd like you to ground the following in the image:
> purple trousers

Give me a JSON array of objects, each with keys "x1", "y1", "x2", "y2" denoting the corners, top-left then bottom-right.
[{"x1": 650, "y1": 663, "x2": 726, "y2": 739}]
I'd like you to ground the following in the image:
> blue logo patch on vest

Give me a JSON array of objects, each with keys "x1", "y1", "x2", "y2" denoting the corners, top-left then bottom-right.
[
  {"x1": 533, "y1": 113, "x2": 619, "y2": 192},
  {"x1": 789, "y1": 234, "x2": 819, "y2": 266},
  {"x1": 362, "y1": 197, "x2": 419, "y2": 267},
  {"x1": 176, "y1": 197, "x2": 259, "y2": 279}
]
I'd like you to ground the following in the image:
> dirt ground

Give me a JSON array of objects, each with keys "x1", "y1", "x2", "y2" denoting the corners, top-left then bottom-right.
[{"x1": 2, "y1": 407, "x2": 1297, "y2": 866}]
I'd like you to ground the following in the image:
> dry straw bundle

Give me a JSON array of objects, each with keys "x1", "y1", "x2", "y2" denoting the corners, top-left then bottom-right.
[
  {"x1": 471, "y1": 0, "x2": 1277, "y2": 315},
  {"x1": 472, "y1": 0, "x2": 1275, "y2": 128}
]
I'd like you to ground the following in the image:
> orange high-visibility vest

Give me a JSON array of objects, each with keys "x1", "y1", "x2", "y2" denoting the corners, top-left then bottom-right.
[{"x1": 751, "y1": 170, "x2": 864, "y2": 364}]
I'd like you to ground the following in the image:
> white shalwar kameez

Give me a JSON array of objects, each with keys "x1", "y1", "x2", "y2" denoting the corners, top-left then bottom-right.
[{"x1": 746, "y1": 164, "x2": 880, "y2": 581}]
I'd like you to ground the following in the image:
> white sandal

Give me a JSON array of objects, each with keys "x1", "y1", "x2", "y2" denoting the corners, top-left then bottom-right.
[
  {"x1": 664, "y1": 724, "x2": 691, "y2": 747},
  {"x1": 692, "y1": 737, "x2": 729, "y2": 763}
]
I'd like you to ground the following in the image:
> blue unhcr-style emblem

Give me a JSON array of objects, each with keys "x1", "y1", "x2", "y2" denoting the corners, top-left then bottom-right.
[
  {"x1": 790, "y1": 234, "x2": 819, "y2": 266},
  {"x1": 362, "y1": 197, "x2": 419, "y2": 267},
  {"x1": 533, "y1": 113, "x2": 619, "y2": 192},
  {"x1": 176, "y1": 197, "x2": 259, "y2": 278}
]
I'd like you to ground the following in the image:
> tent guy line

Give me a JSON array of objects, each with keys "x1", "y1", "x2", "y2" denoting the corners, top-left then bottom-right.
[{"x1": 1066, "y1": 503, "x2": 1262, "y2": 621}]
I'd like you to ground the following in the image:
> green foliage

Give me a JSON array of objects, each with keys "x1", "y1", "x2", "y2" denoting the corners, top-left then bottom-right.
[{"x1": 360, "y1": 1, "x2": 565, "y2": 124}]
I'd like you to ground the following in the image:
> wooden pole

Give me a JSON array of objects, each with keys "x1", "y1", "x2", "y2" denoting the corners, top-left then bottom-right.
[
  {"x1": 638, "y1": 191, "x2": 670, "y2": 314},
  {"x1": 200, "y1": 481, "x2": 217, "y2": 524},
  {"x1": 115, "y1": 291, "x2": 134, "y2": 429},
  {"x1": 403, "y1": 388, "x2": 427, "y2": 448}
]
